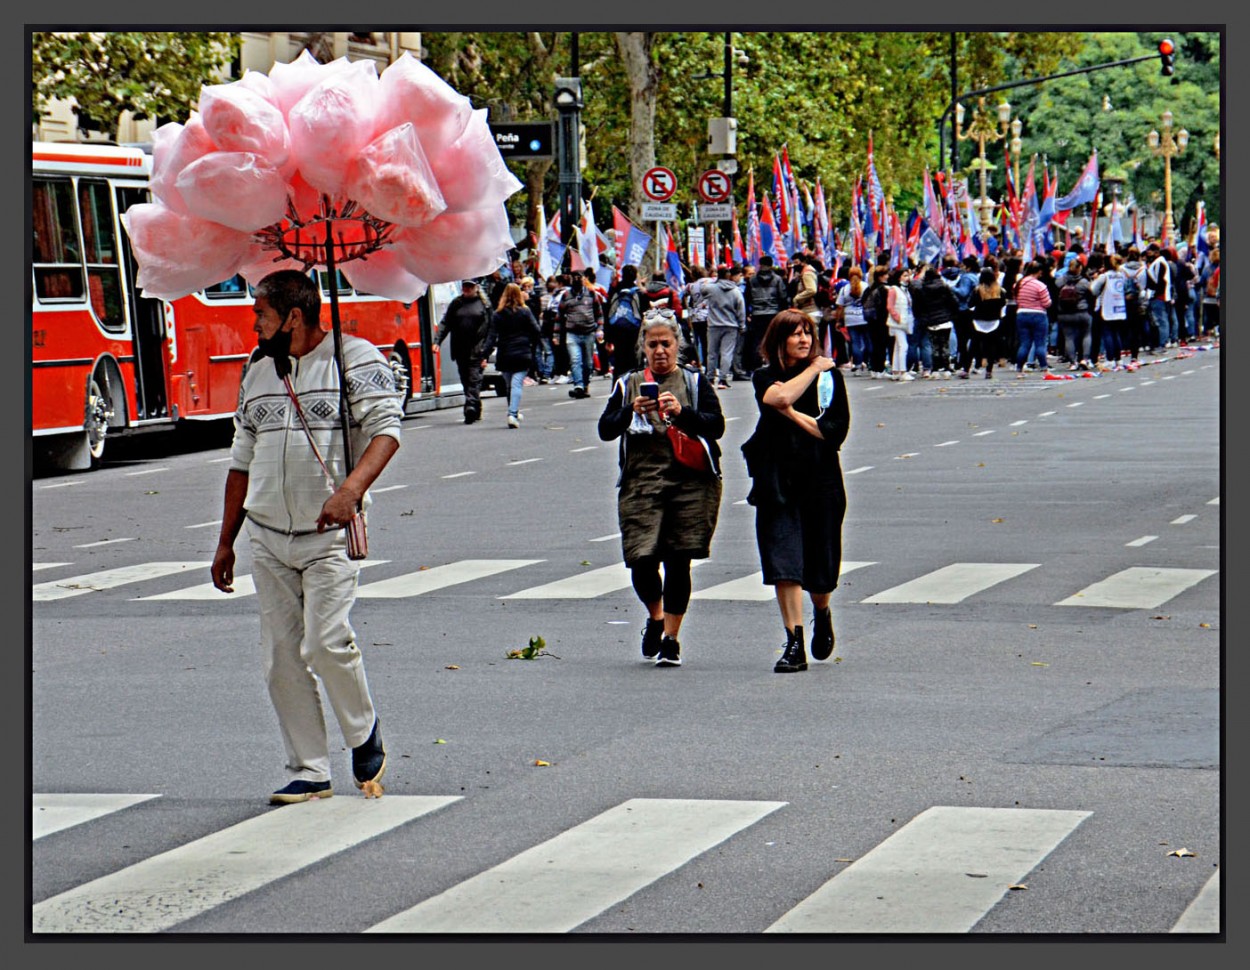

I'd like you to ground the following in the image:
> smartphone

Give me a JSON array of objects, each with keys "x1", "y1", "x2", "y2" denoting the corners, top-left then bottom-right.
[{"x1": 640, "y1": 381, "x2": 660, "y2": 400}]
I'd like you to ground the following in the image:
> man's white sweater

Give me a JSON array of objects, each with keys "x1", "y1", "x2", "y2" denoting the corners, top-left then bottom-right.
[{"x1": 230, "y1": 334, "x2": 402, "y2": 534}]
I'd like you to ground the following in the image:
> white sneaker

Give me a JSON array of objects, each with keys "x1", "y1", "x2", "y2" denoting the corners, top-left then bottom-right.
[
  {"x1": 507, "y1": 415, "x2": 519, "y2": 429},
  {"x1": 901, "y1": 372, "x2": 915, "y2": 381}
]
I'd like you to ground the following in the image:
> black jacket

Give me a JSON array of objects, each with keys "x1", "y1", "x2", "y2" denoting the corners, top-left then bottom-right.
[
  {"x1": 483, "y1": 307, "x2": 541, "y2": 372},
  {"x1": 436, "y1": 293, "x2": 492, "y2": 363},
  {"x1": 909, "y1": 276, "x2": 958, "y2": 329},
  {"x1": 746, "y1": 268, "x2": 790, "y2": 318}
]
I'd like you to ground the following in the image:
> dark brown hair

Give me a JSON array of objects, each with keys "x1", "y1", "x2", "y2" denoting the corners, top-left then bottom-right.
[{"x1": 759, "y1": 309, "x2": 818, "y2": 369}]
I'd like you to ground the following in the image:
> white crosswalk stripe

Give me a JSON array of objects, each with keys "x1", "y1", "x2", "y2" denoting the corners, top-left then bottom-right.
[
  {"x1": 365, "y1": 798, "x2": 786, "y2": 933},
  {"x1": 1170, "y1": 871, "x2": 1220, "y2": 933},
  {"x1": 32, "y1": 558, "x2": 1219, "y2": 613},
  {"x1": 693, "y1": 561, "x2": 876, "y2": 601},
  {"x1": 861, "y1": 563, "x2": 1039, "y2": 605},
  {"x1": 134, "y1": 561, "x2": 390, "y2": 600},
  {"x1": 1055, "y1": 566, "x2": 1217, "y2": 608},
  {"x1": 30, "y1": 793, "x2": 1219, "y2": 934},
  {"x1": 32, "y1": 793, "x2": 161, "y2": 840},
  {"x1": 358, "y1": 559, "x2": 543, "y2": 598},
  {"x1": 32, "y1": 562, "x2": 206, "y2": 602},
  {"x1": 32, "y1": 796, "x2": 461, "y2": 934},
  {"x1": 766, "y1": 806, "x2": 1091, "y2": 933}
]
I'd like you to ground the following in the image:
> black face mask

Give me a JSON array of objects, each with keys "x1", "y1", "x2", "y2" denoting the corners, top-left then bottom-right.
[{"x1": 257, "y1": 328, "x2": 293, "y2": 379}]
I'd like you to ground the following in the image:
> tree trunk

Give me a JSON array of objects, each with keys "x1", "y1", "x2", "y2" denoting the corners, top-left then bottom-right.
[{"x1": 613, "y1": 32, "x2": 661, "y2": 276}]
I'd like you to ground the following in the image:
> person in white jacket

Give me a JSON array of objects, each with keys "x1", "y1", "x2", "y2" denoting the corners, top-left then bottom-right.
[
  {"x1": 886, "y1": 266, "x2": 916, "y2": 381},
  {"x1": 211, "y1": 270, "x2": 402, "y2": 805}
]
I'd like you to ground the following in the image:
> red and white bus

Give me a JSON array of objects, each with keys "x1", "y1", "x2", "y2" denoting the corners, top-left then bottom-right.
[{"x1": 31, "y1": 141, "x2": 444, "y2": 471}]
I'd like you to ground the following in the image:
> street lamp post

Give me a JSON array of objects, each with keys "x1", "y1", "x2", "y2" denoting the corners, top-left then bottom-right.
[
  {"x1": 997, "y1": 100, "x2": 1024, "y2": 195},
  {"x1": 1147, "y1": 109, "x2": 1188, "y2": 244},
  {"x1": 955, "y1": 96, "x2": 1002, "y2": 230},
  {"x1": 554, "y1": 77, "x2": 584, "y2": 271}
]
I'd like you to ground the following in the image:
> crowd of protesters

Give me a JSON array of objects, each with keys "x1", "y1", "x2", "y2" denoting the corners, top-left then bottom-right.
[{"x1": 454, "y1": 231, "x2": 1219, "y2": 412}]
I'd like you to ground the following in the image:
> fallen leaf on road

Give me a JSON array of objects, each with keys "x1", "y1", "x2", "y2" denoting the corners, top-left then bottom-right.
[
  {"x1": 433, "y1": 738, "x2": 446, "y2": 744},
  {"x1": 991, "y1": 517, "x2": 1004, "y2": 523},
  {"x1": 361, "y1": 780, "x2": 384, "y2": 798},
  {"x1": 1031, "y1": 661, "x2": 1049, "y2": 667},
  {"x1": 1028, "y1": 624, "x2": 1038, "y2": 629},
  {"x1": 1151, "y1": 615, "x2": 1172, "y2": 621},
  {"x1": 533, "y1": 759, "x2": 551, "y2": 767},
  {"x1": 1199, "y1": 623, "x2": 1211, "y2": 628},
  {"x1": 965, "y1": 873, "x2": 988, "y2": 879},
  {"x1": 445, "y1": 664, "x2": 460, "y2": 669},
  {"x1": 1008, "y1": 884, "x2": 1028, "y2": 891},
  {"x1": 1167, "y1": 848, "x2": 1196, "y2": 858}
]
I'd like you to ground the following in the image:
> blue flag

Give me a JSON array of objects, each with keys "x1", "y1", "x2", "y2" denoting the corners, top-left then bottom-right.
[{"x1": 1055, "y1": 151, "x2": 1100, "y2": 211}]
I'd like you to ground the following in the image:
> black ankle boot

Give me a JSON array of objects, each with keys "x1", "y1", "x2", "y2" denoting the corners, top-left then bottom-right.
[
  {"x1": 810, "y1": 607, "x2": 835, "y2": 661},
  {"x1": 774, "y1": 626, "x2": 808, "y2": 673}
]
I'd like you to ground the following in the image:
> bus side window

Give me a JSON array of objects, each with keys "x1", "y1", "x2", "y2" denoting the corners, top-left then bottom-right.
[
  {"x1": 32, "y1": 178, "x2": 85, "y2": 301},
  {"x1": 78, "y1": 179, "x2": 125, "y2": 330},
  {"x1": 204, "y1": 275, "x2": 248, "y2": 298}
]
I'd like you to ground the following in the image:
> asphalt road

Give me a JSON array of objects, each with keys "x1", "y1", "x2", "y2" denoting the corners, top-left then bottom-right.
[{"x1": 29, "y1": 345, "x2": 1223, "y2": 941}]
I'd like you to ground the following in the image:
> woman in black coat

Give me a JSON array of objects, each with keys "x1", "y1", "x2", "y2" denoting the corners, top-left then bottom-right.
[
  {"x1": 741, "y1": 309, "x2": 850, "y2": 673},
  {"x1": 908, "y1": 265, "x2": 958, "y2": 377},
  {"x1": 483, "y1": 283, "x2": 541, "y2": 428}
]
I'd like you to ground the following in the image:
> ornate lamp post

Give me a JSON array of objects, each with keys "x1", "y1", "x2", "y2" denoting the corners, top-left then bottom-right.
[
  {"x1": 1147, "y1": 109, "x2": 1188, "y2": 243},
  {"x1": 997, "y1": 100, "x2": 1024, "y2": 194},
  {"x1": 955, "y1": 96, "x2": 1003, "y2": 230}
]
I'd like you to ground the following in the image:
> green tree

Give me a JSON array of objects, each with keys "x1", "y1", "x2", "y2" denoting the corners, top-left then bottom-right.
[{"x1": 33, "y1": 31, "x2": 240, "y2": 139}]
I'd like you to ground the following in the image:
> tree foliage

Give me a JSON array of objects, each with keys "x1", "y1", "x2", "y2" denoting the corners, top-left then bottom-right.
[{"x1": 32, "y1": 32, "x2": 240, "y2": 137}]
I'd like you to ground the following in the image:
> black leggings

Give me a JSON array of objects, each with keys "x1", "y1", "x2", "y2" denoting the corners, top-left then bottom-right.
[{"x1": 630, "y1": 556, "x2": 693, "y2": 615}]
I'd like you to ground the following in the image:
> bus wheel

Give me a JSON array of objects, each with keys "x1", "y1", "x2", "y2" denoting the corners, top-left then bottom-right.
[
  {"x1": 389, "y1": 347, "x2": 413, "y2": 410},
  {"x1": 85, "y1": 373, "x2": 115, "y2": 465}
]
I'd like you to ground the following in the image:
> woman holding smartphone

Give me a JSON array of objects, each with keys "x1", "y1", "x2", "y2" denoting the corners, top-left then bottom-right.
[
  {"x1": 597, "y1": 309, "x2": 725, "y2": 668},
  {"x1": 740, "y1": 309, "x2": 850, "y2": 673}
]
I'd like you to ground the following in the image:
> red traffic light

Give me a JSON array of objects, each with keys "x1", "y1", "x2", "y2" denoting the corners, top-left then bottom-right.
[
  {"x1": 1158, "y1": 38, "x2": 1176, "y2": 76},
  {"x1": 1158, "y1": 38, "x2": 1175, "y2": 55}
]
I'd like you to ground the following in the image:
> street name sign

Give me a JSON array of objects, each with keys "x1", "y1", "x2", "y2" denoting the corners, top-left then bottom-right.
[{"x1": 489, "y1": 122, "x2": 555, "y2": 159}]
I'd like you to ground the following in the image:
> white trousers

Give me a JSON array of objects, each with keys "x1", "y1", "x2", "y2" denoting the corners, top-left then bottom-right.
[
  {"x1": 247, "y1": 521, "x2": 378, "y2": 784},
  {"x1": 890, "y1": 329, "x2": 910, "y2": 372}
]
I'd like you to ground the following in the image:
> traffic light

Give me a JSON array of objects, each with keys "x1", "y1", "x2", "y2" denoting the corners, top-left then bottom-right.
[{"x1": 1158, "y1": 38, "x2": 1175, "y2": 77}]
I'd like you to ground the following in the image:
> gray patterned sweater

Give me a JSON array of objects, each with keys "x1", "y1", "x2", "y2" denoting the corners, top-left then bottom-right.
[{"x1": 230, "y1": 334, "x2": 402, "y2": 534}]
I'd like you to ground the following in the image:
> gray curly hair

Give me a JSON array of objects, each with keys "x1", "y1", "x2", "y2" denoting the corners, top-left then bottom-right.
[{"x1": 635, "y1": 307, "x2": 682, "y2": 357}]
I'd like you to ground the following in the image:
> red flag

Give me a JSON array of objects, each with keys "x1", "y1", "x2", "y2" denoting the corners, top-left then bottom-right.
[
  {"x1": 612, "y1": 205, "x2": 632, "y2": 278},
  {"x1": 772, "y1": 154, "x2": 789, "y2": 234}
]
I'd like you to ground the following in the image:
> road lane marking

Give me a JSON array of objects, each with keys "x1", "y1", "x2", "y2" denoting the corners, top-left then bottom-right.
[
  {"x1": 1010, "y1": 420, "x2": 1028, "y2": 426},
  {"x1": 32, "y1": 563, "x2": 72, "y2": 571},
  {"x1": 40, "y1": 481, "x2": 83, "y2": 489},
  {"x1": 1066, "y1": 401, "x2": 1084, "y2": 408},
  {"x1": 32, "y1": 794, "x2": 160, "y2": 840},
  {"x1": 184, "y1": 520, "x2": 222, "y2": 530},
  {"x1": 371, "y1": 484, "x2": 409, "y2": 493},
  {"x1": 135, "y1": 562, "x2": 388, "y2": 601},
  {"x1": 506, "y1": 458, "x2": 543, "y2": 466},
  {"x1": 846, "y1": 466, "x2": 873, "y2": 474},
  {"x1": 1094, "y1": 394, "x2": 1110, "y2": 399},
  {"x1": 366, "y1": 798, "x2": 785, "y2": 934},
  {"x1": 359, "y1": 560, "x2": 542, "y2": 599},
  {"x1": 1171, "y1": 514, "x2": 1197, "y2": 525},
  {"x1": 766, "y1": 806, "x2": 1089, "y2": 933},
  {"x1": 32, "y1": 796, "x2": 460, "y2": 934},
  {"x1": 1126, "y1": 536, "x2": 1158, "y2": 548},
  {"x1": 894, "y1": 452, "x2": 921, "y2": 460},
  {"x1": 570, "y1": 446, "x2": 598, "y2": 453},
  {"x1": 862, "y1": 563, "x2": 1039, "y2": 605},
  {"x1": 935, "y1": 440, "x2": 959, "y2": 447},
  {"x1": 1119, "y1": 386, "x2": 1135, "y2": 392},
  {"x1": 1170, "y1": 871, "x2": 1220, "y2": 933},
  {"x1": 589, "y1": 533, "x2": 621, "y2": 542},
  {"x1": 1207, "y1": 497, "x2": 1219, "y2": 505},
  {"x1": 206, "y1": 456, "x2": 233, "y2": 463},
  {"x1": 972, "y1": 429, "x2": 995, "y2": 436},
  {"x1": 1038, "y1": 411, "x2": 1056, "y2": 417},
  {"x1": 1055, "y1": 567, "x2": 1216, "y2": 608},
  {"x1": 503, "y1": 562, "x2": 658, "y2": 599},
  {"x1": 124, "y1": 467, "x2": 169, "y2": 476},
  {"x1": 73, "y1": 537, "x2": 137, "y2": 549},
  {"x1": 441, "y1": 471, "x2": 475, "y2": 479},
  {"x1": 693, "y1": 562, "x2": 875, "y2": 601},
  {"x1": 33, "y1": 562, "x2": 206, "y2": 602}
]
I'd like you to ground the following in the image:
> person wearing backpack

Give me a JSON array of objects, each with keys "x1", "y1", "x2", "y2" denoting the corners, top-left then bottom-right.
[
  {"x1": 1121, "y1": 247, "x2": 1147, "y2": 365},
  {"x1": 1144, "y1": 243, "x2": 1176, "y2": 353},
  {"x1": 835, "y1": 265, "x2": 872, "y2": 373},
  {"x1": 1200, "y1": 249, "x2": 1220, "y2": 338},
  {"x1": 703, "y1": 265, "x2": 747, "y2": 389},
  {"x1": 605, "y1": 264, "x2": 649, "y2": 380},
  {"x1": 744, "y1": 254, "x2": 790, "y2": 374},
  {"x1": 683, "y1": 267, "x2": 712, "y2": 369},
  {"x1": 557, "y1": 270, "x2": 605, "y2": 399},
  {"x1": 1056, "y1": 259, "x2": 1095, "y2": 370},
  {"x1": 1091, "y1": 253, "x2": 1130, "y2": 370}
]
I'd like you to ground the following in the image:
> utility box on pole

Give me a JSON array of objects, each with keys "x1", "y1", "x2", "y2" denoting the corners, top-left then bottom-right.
[{"x1": 708, "y1": 117, "x2": 737, "y2": 155}]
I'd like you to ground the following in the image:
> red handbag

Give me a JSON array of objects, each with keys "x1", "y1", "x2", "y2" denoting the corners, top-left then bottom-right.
[{"x1": 644, "y1": 367, "x2": 711, "y2": 473}]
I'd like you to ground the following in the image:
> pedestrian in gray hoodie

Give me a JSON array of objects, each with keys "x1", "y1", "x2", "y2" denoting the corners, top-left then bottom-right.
[{"x1": 704, "y1": 266, "x2": 747, "y2": 389}]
